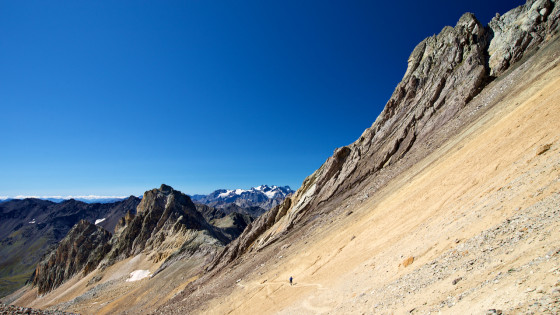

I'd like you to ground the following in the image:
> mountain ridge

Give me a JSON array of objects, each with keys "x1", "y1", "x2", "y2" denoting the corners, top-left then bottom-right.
[{"x1": 0, "y1": 196, "x2": 135, "y2": 204}]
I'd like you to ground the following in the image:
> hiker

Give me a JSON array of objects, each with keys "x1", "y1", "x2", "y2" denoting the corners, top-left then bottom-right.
[{"x1": 289, "y1": 276, "x2": 293, "y2": 286}]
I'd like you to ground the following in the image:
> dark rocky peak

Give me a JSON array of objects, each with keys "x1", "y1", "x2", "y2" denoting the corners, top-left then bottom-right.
[
  {"x1": 105, "y1": 185, "x2": 228, "y2": 263},
  {"x1": 159, "y1": 183, "x2": 173, "y2": 193},
  {"x1": 32, "y1": 220, "x2": 112, "y2": 294},
  {"x1": 135, "y1": 184, "x2": 205, "y2": 231}
]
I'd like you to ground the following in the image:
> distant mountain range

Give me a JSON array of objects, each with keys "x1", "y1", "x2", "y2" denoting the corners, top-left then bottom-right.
[
  {"x1": 0, "y1": 196, "x2": 132, "y2": 204},
  {"x1": 0, "y1": 184, "x2": 293, "y2": 299},
  {"x1": 191, "y1": 185, "x2": 294, "y2": 211}
]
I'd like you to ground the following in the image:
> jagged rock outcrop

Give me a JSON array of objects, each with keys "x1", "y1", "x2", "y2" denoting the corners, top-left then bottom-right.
[
  {"x1": 208, "y1": 0, "x2": 560, "y2": 271},
  {"x1": 32, "y1": 220, "x2": 112, "y2": 294},
  {"x1": 94, "y1": 196, "x2": 140, "y2": 233},
  {"x1": 104, "y1": 184, "x2": 229, "y2": 265},
  {"x1": 488, "y1": 0, "x2": 560, "y2": 76}
]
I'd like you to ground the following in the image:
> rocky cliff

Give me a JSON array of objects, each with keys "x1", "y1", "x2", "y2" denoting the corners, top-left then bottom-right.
[
  {"x1": 32, "y1": 220, "x2": 112, "y2": 294},
  {"x1": 104, "y1": 184, "x2": 229, "y2": 266},
  {"x1": 208, "y1": 0, "x2": 560, "y2": 271}
]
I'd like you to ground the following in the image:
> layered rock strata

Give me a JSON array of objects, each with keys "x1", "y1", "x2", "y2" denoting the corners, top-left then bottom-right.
[{"x1": 208, "y1": 0, "x2": 560, "y2": 271}]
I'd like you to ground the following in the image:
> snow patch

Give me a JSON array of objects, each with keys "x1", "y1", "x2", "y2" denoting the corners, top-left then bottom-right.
[
  {"x1": 264, "y1": 190, "x2": 278, "y2": 199},
  {"x1": 126, "y1": 270, "x2": 151, "y2": 282},
  {"x1": 95, "y1": 218, "x2": 106, "y2": 225},
  {"x1": 218, "y1": 190, "x2": 233, "y2": 198},
  {"x1": 234, "y1": 189, "x2": 246, "y2": 195},
  {"x1": 29, "y1": 219, "x2": 36, "y2": 224}
]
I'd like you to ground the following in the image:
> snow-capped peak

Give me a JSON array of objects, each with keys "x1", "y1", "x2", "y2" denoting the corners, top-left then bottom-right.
[{"x1": 214, "y1": 185, "x2": 292, "y2": 200}]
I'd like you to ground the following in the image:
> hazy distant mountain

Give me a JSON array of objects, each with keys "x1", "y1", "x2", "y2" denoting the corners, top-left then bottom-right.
[
  {"x1": 0, "y1": 196, "x2": 132, "y2": 204},
  {"x1": 191, "y1": 185, "x2": 294, "y2": 211}
]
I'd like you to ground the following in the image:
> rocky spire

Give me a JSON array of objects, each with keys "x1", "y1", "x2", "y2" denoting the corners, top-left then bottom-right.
[{"x1": 104, "y1": 184, "x2": 228, "y2": 265}]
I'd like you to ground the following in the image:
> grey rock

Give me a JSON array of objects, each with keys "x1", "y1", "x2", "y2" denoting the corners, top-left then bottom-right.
[
  {"x1": 105, "y1": 184, "x2": 228, "y2": 264},
  {"x1": 488, "y1": 0, "x2": 559, "y2": 76}
]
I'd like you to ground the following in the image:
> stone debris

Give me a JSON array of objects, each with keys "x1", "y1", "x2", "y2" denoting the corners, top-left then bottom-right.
[
  {"x1": 0, "y1": 303, "x2": 76, "y2": 315},
  {"x1": 360, "y1": 192, "x2": 560, "y2": 314}
]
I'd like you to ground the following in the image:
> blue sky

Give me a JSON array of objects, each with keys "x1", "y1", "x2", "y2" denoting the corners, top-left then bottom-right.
[{"x1": 0, "y1": 0, "x2": 524, "y2": 196}]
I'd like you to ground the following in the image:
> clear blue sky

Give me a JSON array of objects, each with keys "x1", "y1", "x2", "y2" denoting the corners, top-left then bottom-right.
[{"x1": 0, "y1": 0, "x2": 524, "y2": 196}]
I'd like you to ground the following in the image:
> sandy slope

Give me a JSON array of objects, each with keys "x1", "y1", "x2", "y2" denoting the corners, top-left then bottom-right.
[{"x1": 197, "y1": 43, "x2": 560, "y2": 314}]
